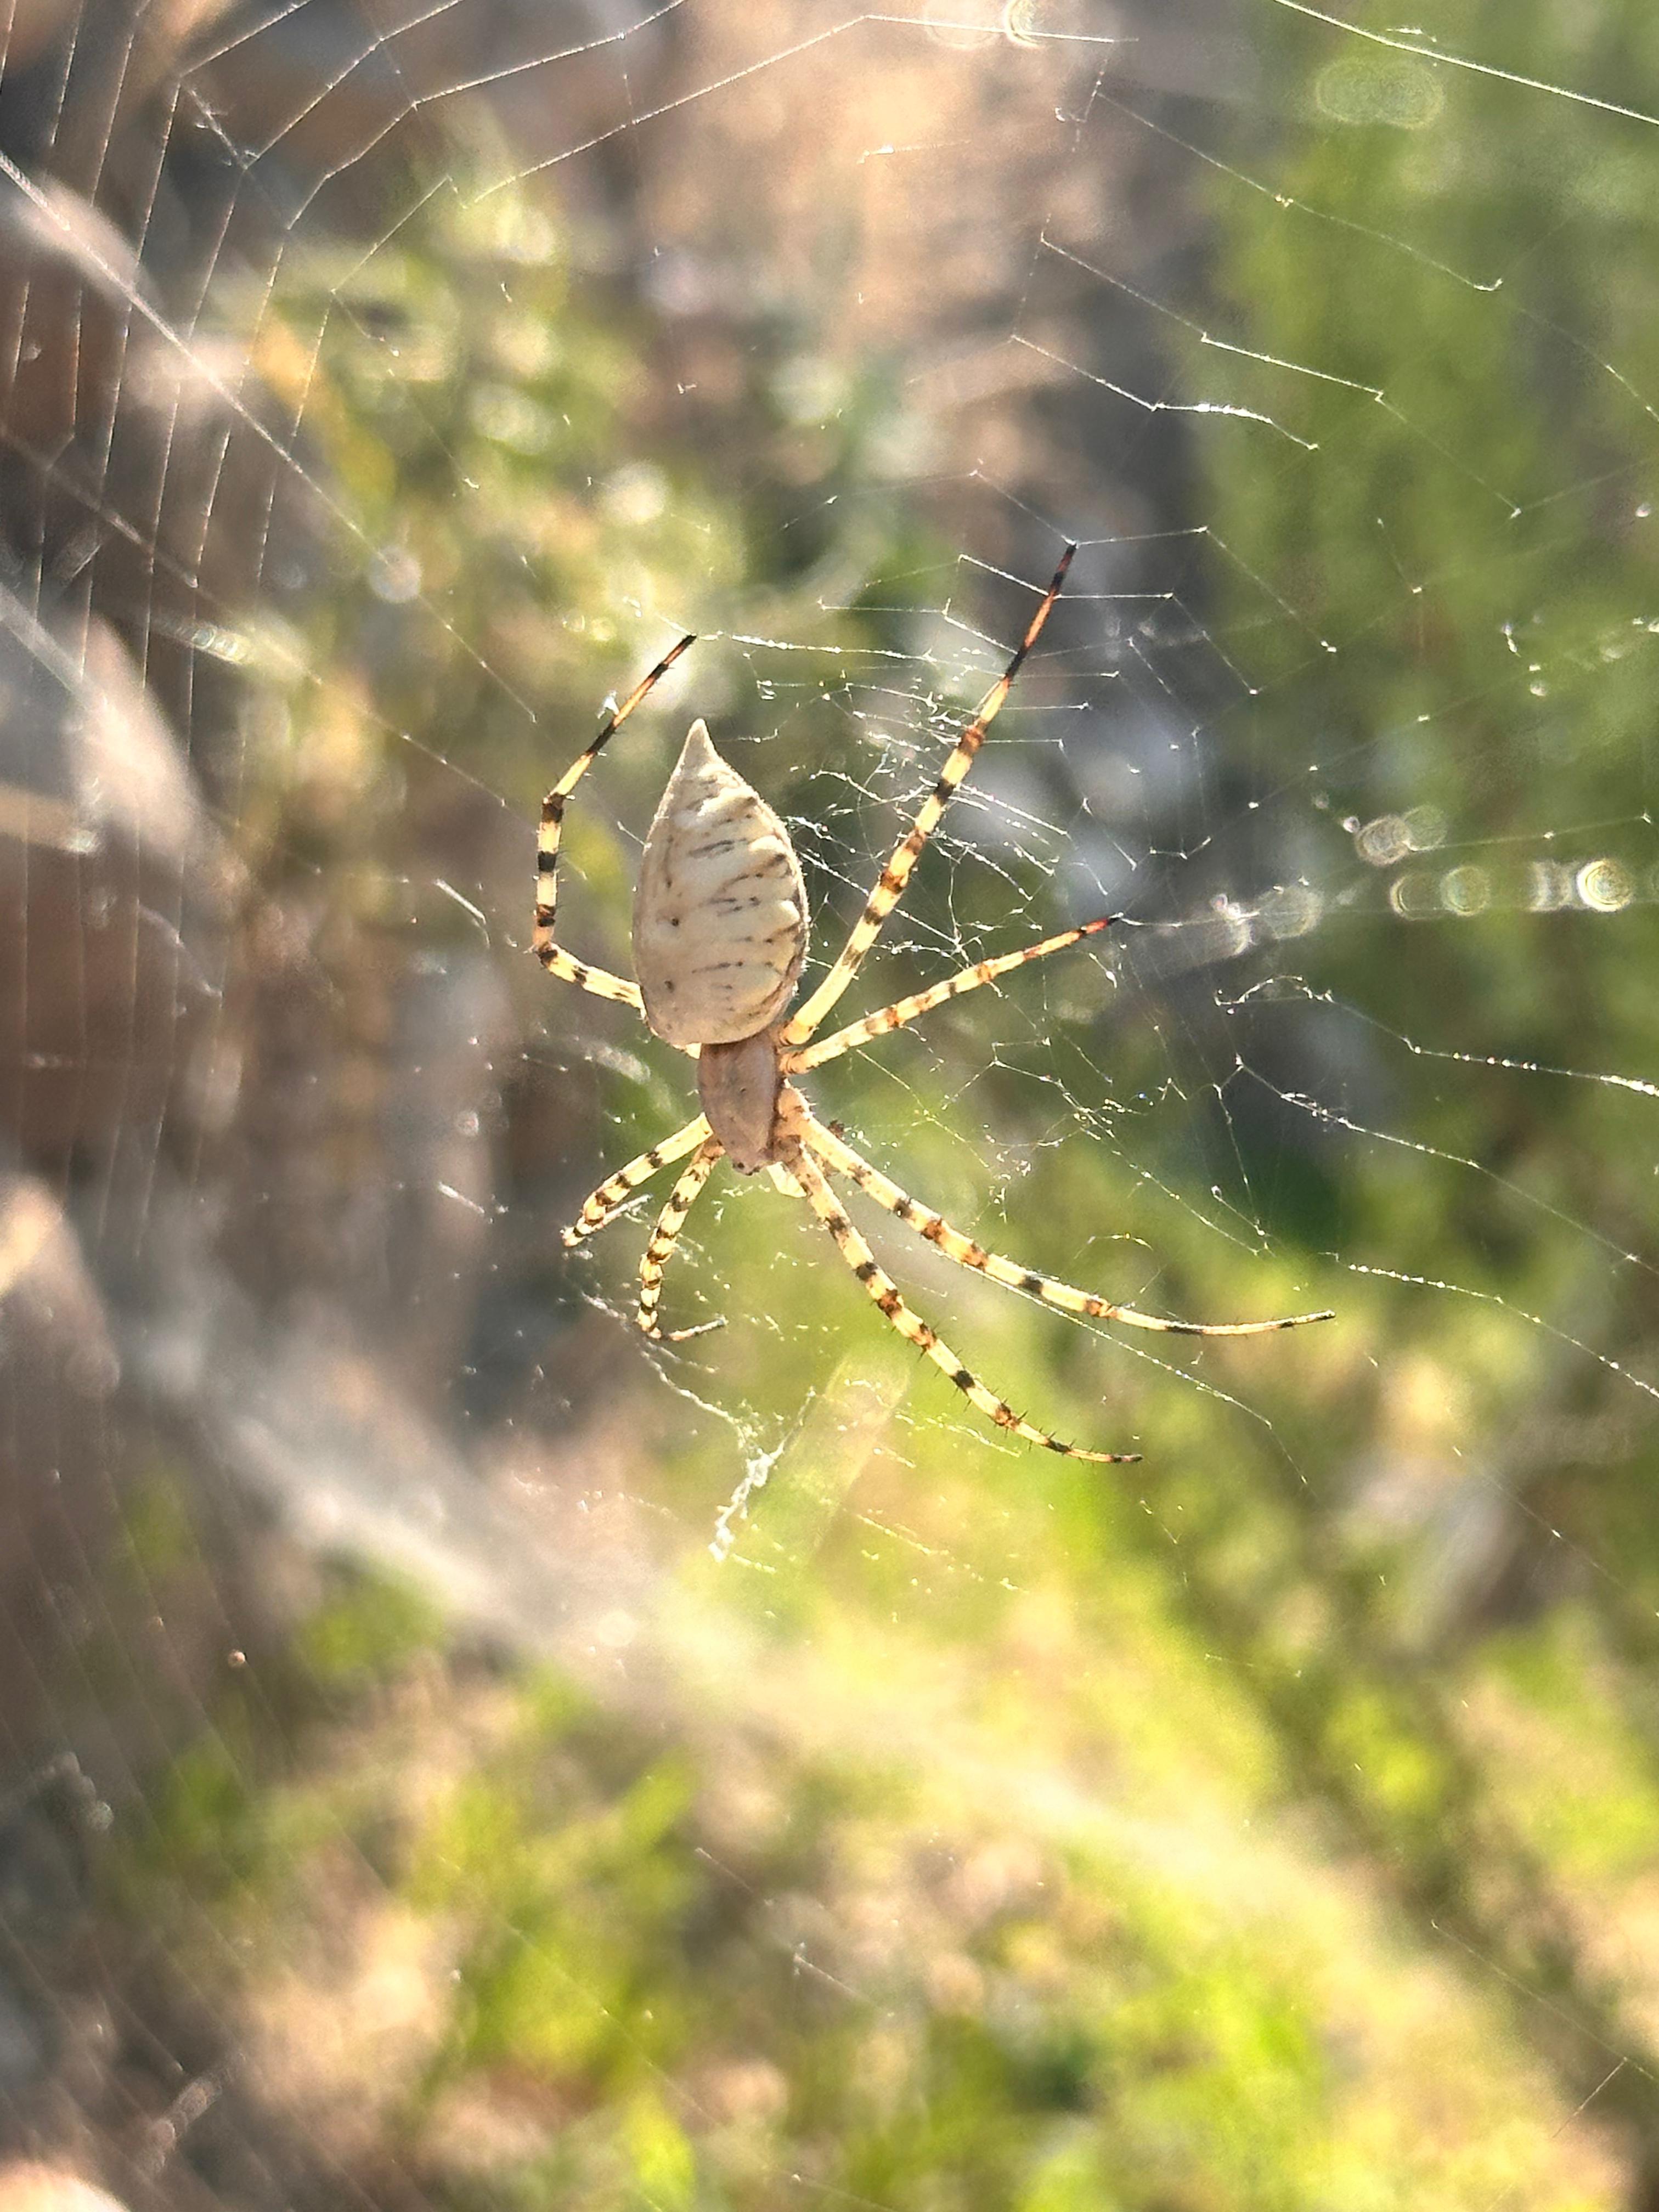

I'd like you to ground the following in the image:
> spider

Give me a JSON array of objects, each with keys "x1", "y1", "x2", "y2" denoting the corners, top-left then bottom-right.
[{"x1": 535, "y1": 547, "x2": 1332, "y2": 1464}]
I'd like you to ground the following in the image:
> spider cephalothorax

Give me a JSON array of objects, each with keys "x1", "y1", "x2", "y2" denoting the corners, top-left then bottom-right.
[{"x1": 534, "y1": 548, "x2": 1331, "y2": 1463}]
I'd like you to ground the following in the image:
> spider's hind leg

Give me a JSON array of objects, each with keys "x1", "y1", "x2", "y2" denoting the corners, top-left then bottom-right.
[
  {"x1": 781, "y1": 545, "x2": 1076, "y2": 1046},
  {"x1": 533, "y1": 631, "x2": 696, "y2": 1006}
]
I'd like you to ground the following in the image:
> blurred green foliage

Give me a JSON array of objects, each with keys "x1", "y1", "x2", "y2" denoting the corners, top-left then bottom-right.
[{"x1": 111, "y1": 18, "x2": 1659, "y2": 2201}]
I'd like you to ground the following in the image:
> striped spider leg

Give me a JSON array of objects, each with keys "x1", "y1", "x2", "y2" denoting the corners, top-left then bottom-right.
[
  {"x1": 533, "y1": 631, "x2": 697, "y2": 1008},
  {"x1": 560, "y1": 1113, "x2": 728, "y2": 1341},
  {"x1": 562, "y1": 1113, "x2": 710, "y2": 1245},
  {"x1": 543, "y1": 548, "x2": 1331, "y2": 1465},
  {"x1": 783, "y1": 918, "x2": 1116, "y2": 1075},
  {"x1": 636, "y1": 1135, "x2": 726, "y2": 1340},
  {"x1": 785, "y1": 1141, "x2": 1139, "y2": 1464},
  {"x1": 799, "y1": 1112, "x2": 1335, "y2": 1338},
  {"x1": 779, "y1": 543, "x2": 1075, "y2": 1048}
]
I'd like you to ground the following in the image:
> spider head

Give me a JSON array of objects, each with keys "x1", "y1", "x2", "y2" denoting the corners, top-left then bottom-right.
[{"x1": 697, "y1": 1031, "x2": 786, "y2": 1173}]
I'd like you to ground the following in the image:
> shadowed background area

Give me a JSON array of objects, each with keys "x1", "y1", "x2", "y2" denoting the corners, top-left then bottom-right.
[{"x1": 2, "y1": 0, "x2": 1659, "y2": 2204}]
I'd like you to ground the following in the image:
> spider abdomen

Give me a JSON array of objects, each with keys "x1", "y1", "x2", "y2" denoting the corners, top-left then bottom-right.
[{"x1": 633, "y1": 719, "x2": 808, "y2": 1048}]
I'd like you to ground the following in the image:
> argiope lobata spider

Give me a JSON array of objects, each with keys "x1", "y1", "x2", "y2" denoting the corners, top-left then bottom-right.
[{"x1": 535, "y1": 547, "x2": 1332, "y2": 1464}]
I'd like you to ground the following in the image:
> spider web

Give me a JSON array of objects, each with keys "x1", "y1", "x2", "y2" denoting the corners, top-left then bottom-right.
[{"x1": 2, "y1": 0, "x2": 1659, "y2": 2203}]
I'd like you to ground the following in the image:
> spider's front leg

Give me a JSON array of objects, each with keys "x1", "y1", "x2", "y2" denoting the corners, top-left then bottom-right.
[
  {"x1": 562, "y1": 1113, "x2": 712, "y2": 1245},
  {"x1": 636, "y1": 1135, "x2": 726, "y2": 1341},
  {"x1": 787, "y1": 1141, "x2": 1139, "y2": 1466},
  {"x1": 800, "y1": 1114, "x2": 1334, "y2": 1338}
]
